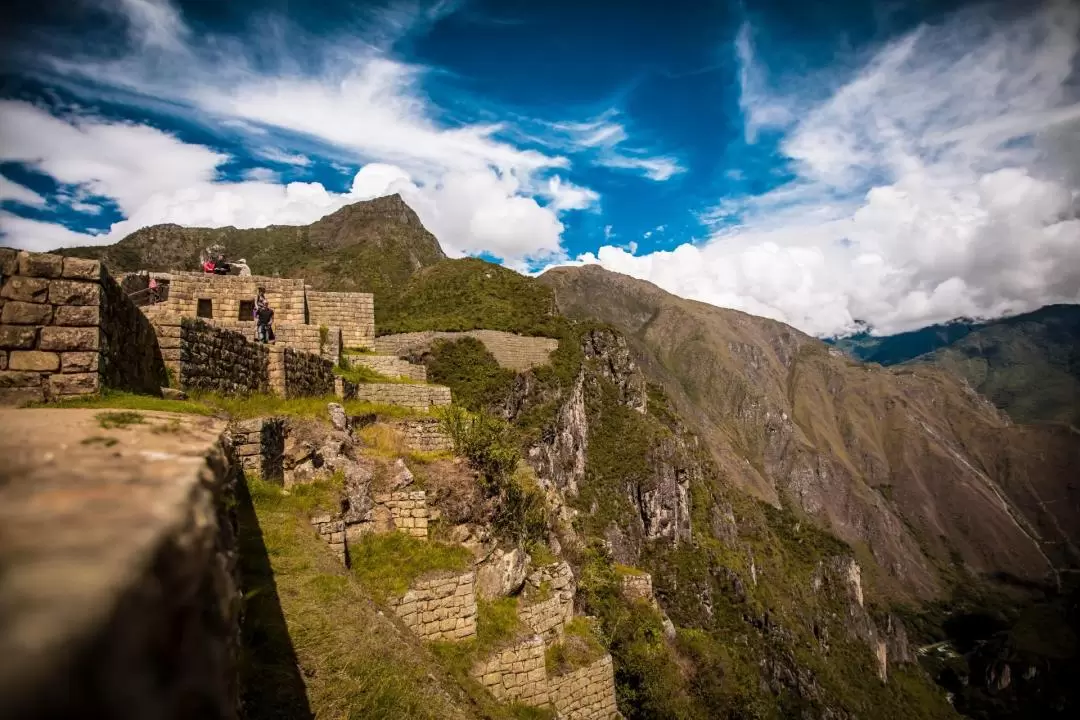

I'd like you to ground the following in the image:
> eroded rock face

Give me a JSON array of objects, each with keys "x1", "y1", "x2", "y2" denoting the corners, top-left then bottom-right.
[{"x1": 475, "y1": 547, "x2": 530, "y2": 600}]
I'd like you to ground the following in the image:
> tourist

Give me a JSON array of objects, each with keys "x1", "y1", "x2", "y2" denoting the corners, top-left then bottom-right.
[
  {"x1": 202, "y1": 257, "x2": 215, "y2": 273},
  {"x1": 148, "y1": 276, "x2": 159, "y2": 303},
  {"x1": 234, "y1": 258, "x2": 252, "y2": 276},
  {"x1": 212, "y1": 253, "x2": 231, "y2": 275},
  {"x1": 255, "y1": 290, "x2": 274, "y2": 343}
]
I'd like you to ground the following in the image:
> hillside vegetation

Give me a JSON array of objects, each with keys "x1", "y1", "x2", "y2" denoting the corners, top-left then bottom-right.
[{"x1": 827, "y1": 305, "x2": 1080, "y2": 426}]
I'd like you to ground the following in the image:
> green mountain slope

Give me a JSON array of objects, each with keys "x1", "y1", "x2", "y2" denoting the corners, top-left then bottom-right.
[
  {"x1": 827, "y1": 320, "x2": 982, "y2": 365},
  {"x1": 906, "y1": 305, "x2": 1080, "y2": 426},
  {"x1": 58, "y1": 194, "x2": 447, "y2": 318}
]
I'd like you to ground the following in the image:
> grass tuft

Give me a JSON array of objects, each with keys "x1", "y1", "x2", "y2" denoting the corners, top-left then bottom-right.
[
  {"x1": 96, "y1": 410, "x2": 146, "y2": 429},
  {"x1": 348, "y1": 532, "x2": 472, "y2": 603}
]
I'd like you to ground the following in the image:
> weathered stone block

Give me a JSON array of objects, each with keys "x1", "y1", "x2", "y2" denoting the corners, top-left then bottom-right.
[
  {"x1": 0, "y1": 248, "x2": 17, "y2": 276},
  {"x1": 0, "y1": 386, "x2": 45, "y2": 405},
  {"x1": 53, "y1": 305, "x2": 100, "y2": 326},
  {"x1": 61, "y1": 257, "x2": 103, "y2": 280},
  {"x1": 9, "y1": 351, "x2": 60, "y2": 372},
  {"x1": 0, "y1": 325, "x2": 37, "y2": 349},
  {"x1": 1, "y1": 301, "x2": 53, "y2": 325},
  {"x1": 0, "y1": 351, "x2": 6, "y2": 370},
  {"x1": 1, "y1": 277, "x2": 50, "y2": 303},
  {"x1": 0, "y1": 370, "x2": 42, "y2": 388},
  {"x1": 18, "y1": 252, "x2": 65, "y2": 278},
  {"x1": 48, "y1": 280, "x2": 101, "y2": 306},
  {"x1": 49, "y1": 373, "x2": 99, "y2": 396},
  {"x1": 39, "y1": 326, "x2": 100, "y2": 352},
  {"x1": 61, "y1": 352, "x2": 99, "y2": 373}
]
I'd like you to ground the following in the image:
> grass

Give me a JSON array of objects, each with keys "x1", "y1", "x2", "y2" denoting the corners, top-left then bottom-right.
[
  {"x1": 81, "y1": 435, "x2": 119, "y2": 447},
  {"x1": 238, "y1": 475, "x2": 479, "y2": 720},
  {"x1": 476, "y1": 596, "x2": 526, "y2": 652},
  {"x1": 544, "y1": 617, "x2": 607, "y2": 676},
  {"x1": 348, "y1": 532, "x2": 472, "y2": 603},
  {"x1": 96, "y1": 410, "x2": 146, "y2": 429},
  {"x1": 356, "y1": 423, "x2": 452, "y2": 465},
  {"x1": 43, "y1": 388, "x2": 429, "y2": 421}
]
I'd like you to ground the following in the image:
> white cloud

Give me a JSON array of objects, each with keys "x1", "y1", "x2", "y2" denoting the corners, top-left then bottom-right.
[
  {"x1": 1, "y1": 0, "x2": 597, "y2": 265},
  {"x1": 0, "y1": 176, "x2": 48, "y2": 208},
  {"x1": 557, "y1": 0, "x2": 1080, "y2": 336},
  {"x1": 548, "y1": 111, "x2": 685, "y2": 181},
  {"x1": 544, "y1": 176, "x2": 599, "y2": 211},
  {"x1": 735, "y1": 22, "x2": 794, "y2": 143}
]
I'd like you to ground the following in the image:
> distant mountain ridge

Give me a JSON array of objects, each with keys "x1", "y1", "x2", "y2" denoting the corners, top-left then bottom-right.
[
  {"x1": 58, "y1": 194, "x2": 447, "y2": 321},
  {"x1": 826, "y1": 305, "x2": 1080, "y2": 425}
]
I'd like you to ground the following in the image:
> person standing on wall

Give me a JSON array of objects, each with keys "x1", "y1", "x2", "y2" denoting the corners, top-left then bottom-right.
[{"x1": 255, "y1": 288, "x2": 274, "y2": 343}]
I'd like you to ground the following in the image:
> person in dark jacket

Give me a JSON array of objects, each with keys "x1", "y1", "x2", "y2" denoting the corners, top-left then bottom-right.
[{"x1": 256, "y1": 301, "x2": 274, "y2": 344}]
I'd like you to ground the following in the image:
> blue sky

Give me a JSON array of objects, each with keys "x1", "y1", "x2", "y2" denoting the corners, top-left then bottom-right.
[{"x1": 1, "y1": 0, "x2": 1078, "y2": 336}]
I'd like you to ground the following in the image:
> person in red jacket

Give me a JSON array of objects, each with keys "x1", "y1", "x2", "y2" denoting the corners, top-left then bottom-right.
[{"x1": 202, "y1": 258, "x2": 215, "y2": 273}]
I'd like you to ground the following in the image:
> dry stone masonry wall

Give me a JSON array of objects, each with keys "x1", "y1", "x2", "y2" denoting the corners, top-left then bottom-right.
[
  {"x1": 0, "y1": 249, "x2": 166, "y2": 404},
  {"x1": 470, "y1": 636, "x2": 549, "y2": 707},
  {"x1": 228, "y1": 417, "x2": 286, "y2": 482},
  {"x1": 391, "y1": 418, "x2": 453, "y2": 453},
  {"x1": 347, "y1": 382, "x2": 452, "y2": 410},
  {"x1": 310, "y1": 514, "x2": 348, "y2": 566},
  {"x1": 619, "y1": 572, "x2": 654, "y2": 603},
  {"x1": 204, "y1": 319, "x2": 342, "y2": 362},
  {"x1": 390, "y1": 571, "x2": 477, "y2": 641},
  {"x1": 374, "y1": 330, "x2": 559, "y2": 371},
  {"x1": 162, "y1": 273, "x2": 307, "y2": 325},
  {"x1": 179, "y1": 319, "x2": 269, "y2": 394},
  {"x1": 305, "y1": 289, "x2": 374, "y2": 350},
  {"x1": 372, "y1": 490, "x2": 430, "y2": 538},
  {"x1": 346, "y1": 354, "x2": 426, "y2": 381},
  {"x1": 548, "y1": 655, "x2": 619, "y2": 720},
  {"x1": 520, "y1": 562, "x2": 576, "y2": 639},
  {"x1": 281, "y1": 348, "x2": 336, "y2": 399}
]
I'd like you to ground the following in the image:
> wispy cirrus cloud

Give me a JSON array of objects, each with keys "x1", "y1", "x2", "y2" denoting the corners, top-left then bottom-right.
[
  {"x1": 560, "y1": 0, "x2": 1080, "y2": 336},
  {"x1": 543, "y1": 109, "x2": 685, "y2": 182}
]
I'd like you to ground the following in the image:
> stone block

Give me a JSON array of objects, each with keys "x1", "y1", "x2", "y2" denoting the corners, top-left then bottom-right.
[
  {"x1": 0, "y1": 248, "x2": 17, "y2": 276},
  {"x1": 0, "y1": 386, "x2": 45, "y2": 405},
  {"x1": 39, "y1": 326, "x2": 100, "y2": 352},
  {"x1": 1, "y1": 277, "x2": 50, "y2": 303},
  {"x1": 9, "y1": 351, "x2": 60, "y2": 372},
  {"x1": 0, "y1": 351, "x2": 5, "y2": 370},
  {"x1": 18, "y1": 252, "x2": 64, "y2": 278},
  {"x1": 53, "y1": 305, "x2": 100, "y2": 326},
  {"x1": 61, "y1": 257, "x2": 102, "y2": 280},
  {"x1": 49, "y1": 373, "x2": 99, "y2": 396},
  {"x1": 60, "y1": 352, "x2": 100, "y2": 373},
  {"x1": 0, "y1": 325, "x2": 37, "y2": 349},
  {"x1": 48, "y1": 280, "x2": 100, "y2": 306},
  {"x1": 1, "y1": 301, "x2": 53, "y2": 325},
  {"x1": 0, "y1": 370, "x2": 42, "y2": 388}
]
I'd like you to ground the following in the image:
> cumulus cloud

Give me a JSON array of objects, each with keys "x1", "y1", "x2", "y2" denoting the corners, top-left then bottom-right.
[
  {"x1": 560, "y1": 0, "x2": 1080, "y2": 335},
  {"x1": 0, "y1": 0, "x2": 598, "y2": 265}
]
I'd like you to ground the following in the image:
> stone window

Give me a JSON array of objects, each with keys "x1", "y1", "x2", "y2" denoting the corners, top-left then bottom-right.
[
  {"x1": 238, "y1": 300, "x2": 254, "y2": 321},
  {"x1": 197, "y1": 298, "x2": 213, "y2": 318}
]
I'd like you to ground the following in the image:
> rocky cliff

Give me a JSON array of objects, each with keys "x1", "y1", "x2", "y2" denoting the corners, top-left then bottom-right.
[{"x1": 538, "y1": 265, "x2": 1080, "y2": 601}]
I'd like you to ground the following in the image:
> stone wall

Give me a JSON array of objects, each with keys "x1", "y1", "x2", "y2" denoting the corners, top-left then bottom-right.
[
  {"x1": 179, "y1": 319, "x2": 269, "y2": 394},
  {"x1": 281, "y1": 348, "x2": 335, "y2": 399},
  {"x1": 201, "y1": 319, "x2": 341, "y2": 363},
  {"x1": 162, "y1": 273, "x2": 307, "y2": 325},
  {"x1": 347, "y1": 382, "x2": 452, "y2": 410},
  {"x1": 346, "y1": 354, "x2": 426, "y2": 381},
  {"x1": 373, "y1": 330, "x2": 559, "y2": 371},
  {"x1": 390, "y1": 571, "x2": 477, "y2": 641},
  {"x1": 0, "y1": 408, "x2": 240, "y2": 720},
  {"x1": 305, "y1": 289, "x2": 374, "y2": 350},
  {"x1": 548, "y1": 655, "x2": 619, "y2": 720},
  {"x1": 372, "y1": 490, "x2": 430, "y2": 539},
  {"x1": 519, "y1": 562, "x2": 576, "y2": 639},
  {"x1": 144, "y1": 309, "x2": 182, "y2": 381},
  {"x1": 310, "y1": 514, "x2": 348, "y2": 566},
  {"x1": 0, "y1": 249, "x2": 167, "y2": 404},
  {"x1": 470, "y1": 636, "x2": 549, "y2": 707},
  {"x1": 228, "y1": 417, "x2": 285, "y2": 482},
  {"x1": 391, "y1": 418, "x2": 452, "y2": 453}
]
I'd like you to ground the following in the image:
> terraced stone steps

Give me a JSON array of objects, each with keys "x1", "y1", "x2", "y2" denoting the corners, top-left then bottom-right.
[{"x1": 345, "y1": 353, "x2": 427, "y2": 382}]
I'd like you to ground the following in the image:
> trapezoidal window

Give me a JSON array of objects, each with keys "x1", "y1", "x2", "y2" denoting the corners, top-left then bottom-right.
[
  {"x1": 238, "y1": 300, "x2": 254, "y2": 321},
  {"x1": 197, "y1": 298, "x2": 213, "y2": 318}
]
